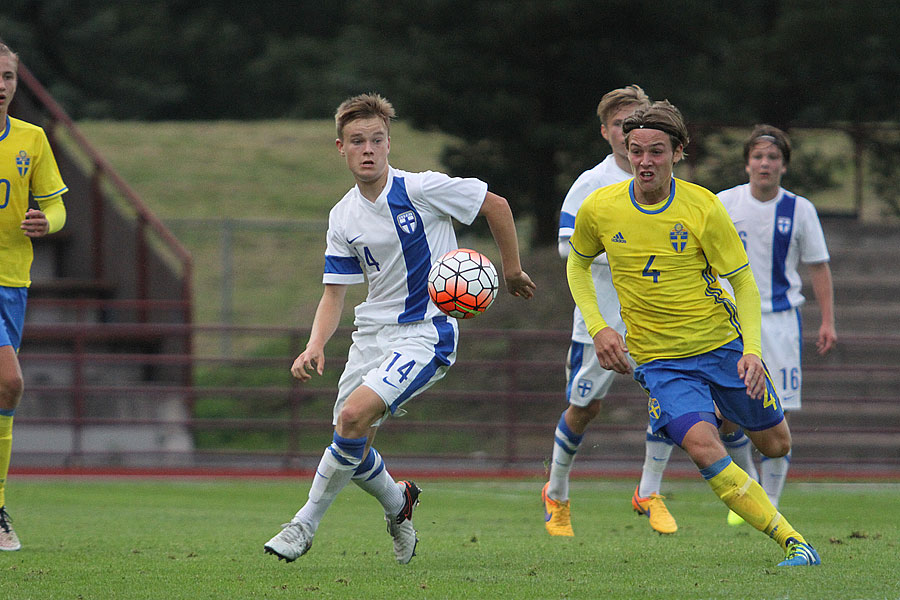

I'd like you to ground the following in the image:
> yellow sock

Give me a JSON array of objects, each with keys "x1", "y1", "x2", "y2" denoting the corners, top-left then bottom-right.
[
  {"x1": 707, "y1": 459, "x2": 805, "y2": 550},
  {"x1": 0, "y1": 414, "x2": 12, "y2": 508},
  {"x1": 763, "y1": 512, "x2": 806, "y2": 550}
]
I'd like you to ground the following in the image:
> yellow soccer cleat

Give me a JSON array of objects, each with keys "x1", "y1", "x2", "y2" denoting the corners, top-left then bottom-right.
[
  {"x1": 727, "y1": 509, "x2": 746, "y2": 527},
  {"x1": 542, "y1": 482, "x2": 574, "y2": 537},
  {"x1": 631, "y1": 485, "x2": 678, "y2": 534}
]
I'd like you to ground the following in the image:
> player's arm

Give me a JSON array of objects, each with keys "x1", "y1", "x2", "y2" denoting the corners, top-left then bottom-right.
[
  {"x1": 22, "y1": 196, "x2": 66, "y2": 238},
  {"x1": 478, "y1": 191, "x2": 535, "y2": 298},
  {"x1": 725, "y1": 266, "x2": 767, "y2": 398},
  {"x1": 567, "y1": 249, "x2": 630, "y2": 374},
  {"x1": 808, "y1": 261, "x2": 837, "y2": 354},
  {"x1": 291, "y1": 284, "x2": 348, "y2": 382}
]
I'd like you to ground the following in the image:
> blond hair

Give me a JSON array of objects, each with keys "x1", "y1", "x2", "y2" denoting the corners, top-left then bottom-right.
[
  {"x1": 0, "y1": 41, "x2": 19, "y2": 68},
  {"x1": 596, "y1": 84, "x2": 650, "y2": 125},
  {"x1": 335, "y1": 93, "x2": 396, "y2": 140}
]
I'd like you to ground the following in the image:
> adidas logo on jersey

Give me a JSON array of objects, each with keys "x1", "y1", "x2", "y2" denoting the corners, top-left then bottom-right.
[{"x1": 612, "y1": 232, "x2": 626, "y2": 243}]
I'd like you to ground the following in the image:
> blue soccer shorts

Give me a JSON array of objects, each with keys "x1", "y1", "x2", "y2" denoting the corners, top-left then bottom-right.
[
  {"x1": 0, "y1": 286, "x2": 28, "y2": 351},
  {"x1": 633, "y1": 338, "x2": 784, "y2": 442}
]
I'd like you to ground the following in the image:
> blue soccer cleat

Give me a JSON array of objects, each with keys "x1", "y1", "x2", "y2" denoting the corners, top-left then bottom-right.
[{"x1": 777, "y1": 538, "x2": 821, "y2": 566}]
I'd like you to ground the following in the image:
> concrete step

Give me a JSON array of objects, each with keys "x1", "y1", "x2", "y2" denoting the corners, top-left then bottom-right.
[
  {"x1": 802, "y1": 303, "x2": 900, "y2": 335},
  {"x1": 821, "y1": 220, "x2": 900, "y2": 251}
]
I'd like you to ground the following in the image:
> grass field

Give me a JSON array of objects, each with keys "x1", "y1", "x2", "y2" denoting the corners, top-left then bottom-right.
[{"x1": 2, "y1": 479, "x2": 898, "y2": 600}]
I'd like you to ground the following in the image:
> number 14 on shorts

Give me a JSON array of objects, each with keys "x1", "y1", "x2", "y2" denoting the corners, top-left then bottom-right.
[{"x1": 382, "y1": 352, "x2": 416, "y2": 388}]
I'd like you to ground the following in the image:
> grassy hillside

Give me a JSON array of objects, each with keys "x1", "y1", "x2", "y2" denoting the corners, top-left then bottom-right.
[
  {"x1": 76, "y1": 120, "x2": 460, "y2": 221},
  {"x1": 73, "y1": 120, "x2": 870, "y2": 343},
  {"x1": 75, "y1": 120, "x2": 567, "y2": 338}
]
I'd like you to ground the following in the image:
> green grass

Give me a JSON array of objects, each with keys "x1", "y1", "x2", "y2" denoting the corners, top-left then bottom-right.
[
  {"x1": 74, "y1": 120, "x2": 459, "y2": 222},
  {"x1": 2, "y1": 479, "x2": 898, "y2": 599},
  {"x1": 67, "y1": 120, "x2": 462, "y2": 335}
]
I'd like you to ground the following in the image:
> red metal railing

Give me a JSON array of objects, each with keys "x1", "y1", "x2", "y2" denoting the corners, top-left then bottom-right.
[{"x1": 15, "y1": 316, "x2": 900, "y2": 479}]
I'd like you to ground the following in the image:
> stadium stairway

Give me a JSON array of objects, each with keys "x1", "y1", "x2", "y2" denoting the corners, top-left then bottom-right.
[{"x1": 11, "y1": 63, "x2": 194, "y2": 469}]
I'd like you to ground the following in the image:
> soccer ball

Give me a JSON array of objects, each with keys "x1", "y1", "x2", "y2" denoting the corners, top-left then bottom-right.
[{"x1": 427, "y1": 248, "x2": 499, "y2": 319}]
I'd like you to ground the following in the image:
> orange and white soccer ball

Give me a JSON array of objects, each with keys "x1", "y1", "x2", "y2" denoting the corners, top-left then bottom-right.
[{"x1": 427, "y1": 248, "x2": 499, "y2": 319}]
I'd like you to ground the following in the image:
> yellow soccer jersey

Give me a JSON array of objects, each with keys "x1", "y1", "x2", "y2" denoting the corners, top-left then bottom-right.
[
  {"x1": 569, "y1": 178, "x2": 752, "y2": 364},
  {"x1": 0, "y1": 116, "x2": 68, "y2": 287}
]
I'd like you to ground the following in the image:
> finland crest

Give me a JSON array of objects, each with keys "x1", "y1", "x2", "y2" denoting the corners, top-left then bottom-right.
[
  {"x1": 577, "y1": 379, "x2": 593, "y2": 398},
  {"x1": 777, "y1": 216, "x2": 792, "y2": 235},
  {"x1": 16, "y1": 150, "x2": 30, "y2": 176},
  {"x1": 397, "y1": 210, "x2": 417, "y2": 234},
  {"x1": 669, "y1": 222, "x2": 688, "y2": 252}
]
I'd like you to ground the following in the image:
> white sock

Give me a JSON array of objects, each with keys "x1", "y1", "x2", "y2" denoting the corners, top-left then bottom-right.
[
  {"x1": 295, "y1": 435, "x2": 365, "y2": 532},
  {"x1": 352, "y1": 448, "x2": 404, "y2": 516},
  {"x1": 638, "y1": 425, "x2": 674, "y2": 497},
  {"x1": 760, "y1": 452, "x2": 791, "y2": 507},
  {"x1": 720, "y1": 430, "x2": 759, "y2": 482},
  {"x1": 547, "y1": 411, "x2": 583, "y2": 502}
]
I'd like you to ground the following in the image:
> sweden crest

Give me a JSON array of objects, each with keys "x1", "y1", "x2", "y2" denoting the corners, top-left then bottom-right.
[
  {"x1": 648, "y1": 397, "x2": 661, "y2": 419},
  {"x1": 397, "y1": 210, "x2": 417, "y2": 234},
  {"x1": 669, "y1": 223, "x2": 688, "y2": 252},
  {"x1": 16, "y1": 150, "x2": 30, "y2": 176}
]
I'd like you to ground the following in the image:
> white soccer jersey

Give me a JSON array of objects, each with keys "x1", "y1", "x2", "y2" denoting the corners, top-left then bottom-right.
[
  {"x1": 558, "y1": 154, "x2": 633, "y2": 343},
  {"x1": 718, "y1": 184, "x2": 830, "y2": 313},
  {"x1": 323, "y1": 166, "x2": 487, "y2": 327}
]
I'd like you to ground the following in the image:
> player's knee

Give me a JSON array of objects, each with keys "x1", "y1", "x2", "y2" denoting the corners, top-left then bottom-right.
[
  {"x1": 755, "y1": 430, "x2": 792, "y2": 458},
  {"x1": 0, "y1": 372, "x2": 24, "y2": 410},
  {"x1": 758, "y1": 437, "x2": 791, "y2": 458},
  {"x1": 337, "y1": 403, "x2": 380, "y2": 435}
]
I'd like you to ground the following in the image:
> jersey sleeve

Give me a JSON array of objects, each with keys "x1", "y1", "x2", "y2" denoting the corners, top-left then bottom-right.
[
  {"x1": 796, "y1": 198, "x2": 830, "y2": 264},
  {"x1": 322, "y1": 207, "x2": 364, "y2": 285},
  {"x1": 407, "y1": 170, "x2": 487, "y2": 226},
  {"x1": 726, "y1": 266, "x2": 763, "y2": 357},
  {"x1": 36, "y1": 196, "x2": 66, "y2": 234},
  {"x1": 566, "y1": 193, "x2": 609, "y2": 336},
  {"x1": 30, "y1": 129, "x2": 68, "y2": 200},
  {"x1": 568, "y1": 192, "x2": 604, "y2": 260},
  {"x1": 567, "y1": 250, "x2": 608, "y2": 337}
]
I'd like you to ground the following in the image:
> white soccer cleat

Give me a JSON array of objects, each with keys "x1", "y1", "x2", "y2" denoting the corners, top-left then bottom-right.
[
  {"x1": 263, "y1": 520, "x2": 313, "y2": 562},
  {"x1": 386, "y1": 481, "x2": 420, "y2": 564},
  {"x1": 0, "y1": 506, "x2": 21, "y2": 552}
]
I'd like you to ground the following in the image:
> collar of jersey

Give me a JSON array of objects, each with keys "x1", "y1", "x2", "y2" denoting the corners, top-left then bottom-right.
[
  {"x1": 0, "y1": 116, "x2": 9, "y2": 142},
  {"x1": 355, "y1": 165, "x2": 395, "y2": 208},
  {"x1": 629, "y1": 178, "x2": 676, "y2": 214}
]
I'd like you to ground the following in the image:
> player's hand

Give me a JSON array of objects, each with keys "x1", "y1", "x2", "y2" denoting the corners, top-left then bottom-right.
[
  {"x1": 291, "y1": 346, "x2": 325, "y2": 382},
  {"x1": 592, "y1": 327, "x2": 632, "y2": 375},
  {"x1": 504, "y1": 270, "x2": 536, "y2": 299},
  {"x1": 21, "y1": 209, "x2": 50, "y2": 238},
  {"x1": 816, "y1": 323, "x2": 837, "y2": 355},
  {"x1": 736, "y1": 353, "x2": 766, "y2": 399}
]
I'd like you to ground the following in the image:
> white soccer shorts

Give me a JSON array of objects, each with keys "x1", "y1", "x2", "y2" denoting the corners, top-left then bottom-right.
[
  {"x1": 761, "y1": 308, "x2": 803, "y2": 411},
  {"x1": 334, "y1": 318, "x2": 458, "y2": 426},
  {"x1": 565, "y1": 340, "x2": 618, "y2": 407}
]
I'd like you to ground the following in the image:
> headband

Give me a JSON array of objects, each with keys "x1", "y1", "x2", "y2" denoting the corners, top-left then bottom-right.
[{"x1": 624, "y1": 122, "x2": 687, "y2": 146}]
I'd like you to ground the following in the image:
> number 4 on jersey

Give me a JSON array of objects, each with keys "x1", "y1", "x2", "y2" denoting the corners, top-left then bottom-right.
[
  {"x1": 363, "y1": 246, "x2": 380, "y2": 271},
  {"x1": 642, "y1": 255, "x2": 660, "y2": 283}
]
